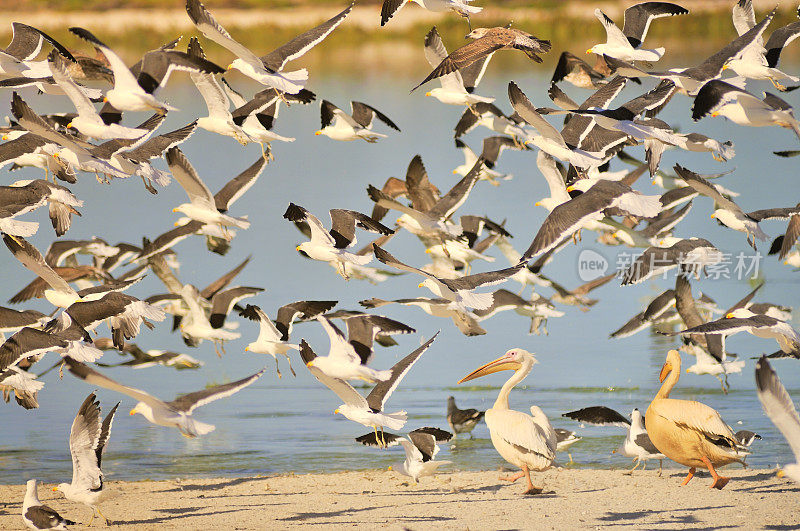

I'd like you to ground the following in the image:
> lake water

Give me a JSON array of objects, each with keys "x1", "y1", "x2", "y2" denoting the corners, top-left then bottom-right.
[{"x1": 1, "y1": 43, "x2": 799, "y2": 486}]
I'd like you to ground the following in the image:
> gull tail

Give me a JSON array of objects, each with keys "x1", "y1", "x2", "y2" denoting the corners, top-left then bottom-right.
[{"x1": 0, "y1": 218, "x2": 38, "y2": 237}]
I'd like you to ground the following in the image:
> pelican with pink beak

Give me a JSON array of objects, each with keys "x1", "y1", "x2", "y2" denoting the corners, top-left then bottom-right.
[{"x1": 458, "y1": 348, "x2": 556, "y2": 495}]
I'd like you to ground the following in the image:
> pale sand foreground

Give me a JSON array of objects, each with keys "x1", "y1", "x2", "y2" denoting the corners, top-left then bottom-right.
[{"x1": 0, "y1": 468, "x2": 798, "y2": 529}]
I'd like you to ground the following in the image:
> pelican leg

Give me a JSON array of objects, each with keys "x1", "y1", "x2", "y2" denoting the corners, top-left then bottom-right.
[
  {"x1": 700, "y1": 455, "x2": 730, "y2": 489},
  {"x1": 521, "y1": 465, "x2": 543, "y2": 495},
  {"x1": 680, "y1": 467, "x2": 696, "y2": 486},
  {"x1": 500, "y1": 470, "x2": 524, "y2": 483}
]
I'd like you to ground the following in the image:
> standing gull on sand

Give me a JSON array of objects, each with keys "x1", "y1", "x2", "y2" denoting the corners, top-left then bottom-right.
[
  {"x1": 22, "y1": 479, "x2": 74, "y2": 530},
  {"x1": 356, "y1": 427, "x2": 452, "y2": 482},
  {"x1": 447, "y1": 395, "x2": 484, "y2": 438}
]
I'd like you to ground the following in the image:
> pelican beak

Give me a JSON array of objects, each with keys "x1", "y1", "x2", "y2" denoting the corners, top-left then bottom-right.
[
  {"x1": 659, "y1": 361, "x2": 672, "y2": 383},
  {"x1": 458, "y1": 354, "x2": 521, "y2": 383},
  {"x1": 314, "y1": 130, "x2": 323, "y2": 136},
  {"x1": 777, "y1": 469, "x2": 786, "y2": 478},
  {"x1": 726, "y1": 312, "x2": 735, "y2": 318},
  {"x1": 710, "y1": 213, "x2": 716, "y2": 218}
]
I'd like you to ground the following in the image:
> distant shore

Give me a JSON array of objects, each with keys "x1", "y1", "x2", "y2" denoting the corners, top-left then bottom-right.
[{"x1": 0, "y1": 468, "x2": 797, "y2": 529}]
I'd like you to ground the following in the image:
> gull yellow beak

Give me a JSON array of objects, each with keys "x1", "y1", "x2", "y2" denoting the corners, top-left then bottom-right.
[
  {"x1": 425, "y1": 248, "x2": 432, "y2": 254},
  {"x1": 244, "y1": 346, "x2": 249, "y2": 351},
  {"x1": 102, "y1": 97, "x2": 108, "y2": 103},
  {"x1": 174, "y1": 221, "x2": 180, "y2": 227},
  {"x1": 314, "y1": 131, "x2": 322, "y2": 136},
  {"x1": 387, "y1": 465, "x2": 393, "y2": 471},
  {"x1": 129, "y1": 408, "x2": 136, "y2": 415},
  {"x1": 534, "y1": 201, "x2": 541, "y2": 206},
  {"x1": 777, "y1": 469, "x2": 786, "y2": 478},
  {"x1": 334, "y1": 408, "x2": 340, "y2": 415},
  {"x1": 425, "y1": 92, "x2": 431, "y2": 97},
  {"x1": 171, "y1": 207, "x2": 179, "y2": 212},
  {"x1": 585, "y1": 48, "x2": 593, "y2": 54},
  {"x1": 458, "y1": 354, "x2": 521, "y2": 384},
  {"x1": 226, "y1": 63, "x2": 233, "y2": 70},
  {"x1": 686, "y1": 368, "x2": 691, "y2": 373},
  {"x1": 296, "y1": 245, "x2": 301, "y2": 251},
  {"x1": 726, "y1": 312, "x2": 735, "y2": 318},
  {"x1": 722, "y1": 64, "x2": 729, "y2": 71},
  {"x1": 417, "y1": 282, "x2": 425, "y2": 288},
  {"x1": 52, "y1": 486, "x2": 58, "y2": 492},
  {"x1": 306, "y1": 360, "x2": 314, "y2": 367},
  {"x1": 1, "y1": 134, "x2": 7, "y2": 140},
  {"x1": 711, "y1": 111, "x2": 719, "y2": 117},
  {"x1": 452, "y1": 169, "x2": 458, "y2": 174},
  {"x1": 566, "y1": 185, "x2": 575, "y2": 192},
  {"x1": 66, "y1": 122, "x2": 73, "y2": 129},
  {"x1": 710, "y1": 213, "x2": 716, "y2": 218},
  {"x1": 659, "y1": 361, "x2": 672, "y2": 383}
]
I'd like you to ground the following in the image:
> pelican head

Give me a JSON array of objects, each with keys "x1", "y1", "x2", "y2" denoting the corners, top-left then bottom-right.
[
  {"x1": 458, "y1": 348, "x2": 535, "y2": 383},
  {"x1": 659, "y1": 349, "x2": 681, "y2": 382}
]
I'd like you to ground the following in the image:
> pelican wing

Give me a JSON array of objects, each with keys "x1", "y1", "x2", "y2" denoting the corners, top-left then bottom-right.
[
  {"x1": 755, "y1": 356, "x2": 800, "y2": 462},
  {"x1": 299, "y1": 340, "x2": 368, "y2": 409},
  {"x1": 487, "y1": 408, "x2": 556, "y2": 461},
  {"x1": 649, "y1": 397, "x2": 737, "y2": 447}
]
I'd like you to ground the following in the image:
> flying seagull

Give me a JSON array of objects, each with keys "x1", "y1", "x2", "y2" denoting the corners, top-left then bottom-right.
[
  {"x1": 356, "y1": 426, "x2": 453, "y2": 482},
  {"x1": 64, "y1": 357, "x2": 265, "y2": 437},
  {"x1": 381, "y1": 0, "x2": 481, "y2": 28},
  {"x1": 315, "y1": 100, "x2": 400, "y2": 142}
]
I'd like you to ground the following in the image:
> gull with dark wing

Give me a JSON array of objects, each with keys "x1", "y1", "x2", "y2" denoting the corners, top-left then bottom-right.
[
  {"x1": 610, "y1": 288, "x2": 676, "y2": 338},
  {"x1": 453, "y1": 102, "x2": 527, "y2": 140},
  {"x1": 667, "y1": 307, "x2": 800, "y2": 358},
  {"x1": 749, "y1": 204, "x2": 800, "y2": 260},
  {"x1": 726, "y1": 0, "x2": 800, "y2": 91},
  {"x1": 166, "y1": 147, "x2": 256, "y2": 237},
  {"x1": 473, "y1": 289, "x2": 564, "y2": 335},
  {"x1": 551, "y1": 51, "x2": 610, "y2": 89},
  {"x1": 300, "y1": 333, "x2": 438, "y2": 445},
  {"x1": 65, "y1": 357, "x2": 265, "y2": 437},
  {"x1": 755, "y1": 356, "x2": 800, "y2": 483},
  {"x1": 283, "y1": 202, "x2": 394, "y2": 279},
  {"x1": 0, "y1": 179, "x2": 82, "y2": 237},
  {"x1": 619, "y1": 237, "x2": 724, "y2": 285},
  {"x1": 48, "y1": 52, "x2": 145, "y2": 141},
  {"x1": 69, "y1": 27, "x2": 224, "y2": 114},
  {"x1": 413, "y1": 26, "x2": 551, "y2": 92},
  {"x1": 447, "y1": 395, "x2": 484, "y2": 438},
  {"x1": 673, "y1": 164, "x2": 768, "y2": 249},
  {"x1": 240, "y1": 300, "x2": 336, "y2": 377},
  {"x1": 320, "y1": 310, "x2": 416, "y2": 363},
  {"x1": 453, "y1": 136, "x2": 522, "y2": 185},
  {"x1": 587, "y1": 2, "x2": 689, "y2": 62},
  {"x1": 0, "y1": 306, "x2": 48, "y2": 340},
  {"x1": 306, "y1": 316, "x2": 391, "y2": 383},
  {"x1": 356, "y1": 427, "x2": 452, "y2": 482},
  {"x1": 521, "y1": 178, "x2": 662, "y2": 260},
  {"x1": 22, "y1": 479, "x2": 75, "y2": 531},
  {"x1": 360, "y1": 296, "x2": 485, "y2": 336},
  {"x1": 315, "y1": 100, "x2": 400, "y2": 142},
  {"x1": 613, "y1": 408, "x2": 666, "y2": 475},
  {"x1": 208, "y1": 286, "x2": 263, "y2": 329},
  {"x1": 10, "y1": 92, "x2": 129, "y2": 179},
  {"x1": 53, "y1": 393, "x2": 119, "y2": 526},
  {"x1": 187, "y1": 0, "x2": 352, "y2": 93},
  {"x1": 693, "y1": 80, "x2": 800, "y2": 141},
  {"x1": 93, "y1": 337, "x2": 203, "y2": 370},
  {"x1": 381, "y1": 0, "x2": 481, "y2": 27},
  {"x1": 179, "y1": 284, "x2": 240, "y2": 355},
  {"x1": 423, "y1": 26, "x2": 494, "y2": 107},
  {"x1": 373, "y1": 244, "x2": 524, "y2": 311}
]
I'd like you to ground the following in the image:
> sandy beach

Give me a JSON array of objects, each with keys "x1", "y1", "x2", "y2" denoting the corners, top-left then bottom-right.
[{"x1": 1, "y1": 468, "x2": 797, "y2": 529}]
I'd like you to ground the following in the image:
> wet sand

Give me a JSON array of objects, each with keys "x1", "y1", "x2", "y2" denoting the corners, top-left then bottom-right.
[{"x1": 1, "y1": 468, "x2": 797, "y2": 529}]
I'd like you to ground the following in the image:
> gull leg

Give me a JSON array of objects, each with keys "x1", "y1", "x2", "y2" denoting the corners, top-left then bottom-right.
[
  {"x1": 771, "y1": 77, "x2": 787, "y2": 92},
  {"x1": 680, "y1": 467, "x2": 696, "y2": 486},
  {"x1": 96, "y1": 506, "x2": 110, "y2": 526},
  {"x1": 642, "y1": 460, "x2": 647, "y2": 471},
  {"x1": 701, "y1": 455, "x2": 730, "y2": 489},
  {"x1": 373, "y1": 425, "x2": 381, "y2": 448},
  {"x1": 87, "y1": 509, "x2": 95, "y2": 527},
  {"x1": 275, "y1": 357, "x2": 282, "y2": 379},
  {"x1": 625, "y1": 458, "x2": 640, "y2": 476},
  {"x1": 214, "y1": 341, "x2": 222, "y2": 357},
  {"x1": 568, "y1": 452, "x2": 574, "y2": 464},
  {"x1": 284, "y1": 353, "x2": 296, "y2": 377},
  {"x1": 658, "y1": 459, "x2": 663, "y2": 477}
]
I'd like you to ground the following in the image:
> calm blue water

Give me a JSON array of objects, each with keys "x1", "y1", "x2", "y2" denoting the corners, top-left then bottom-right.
[{"x1": 1, "y1": 53, "x2": 799, "y2": 485}]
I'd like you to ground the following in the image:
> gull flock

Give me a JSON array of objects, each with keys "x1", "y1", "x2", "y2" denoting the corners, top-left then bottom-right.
[{"x1": 1, "y1": 0, "x2": 800, "y2": 527}]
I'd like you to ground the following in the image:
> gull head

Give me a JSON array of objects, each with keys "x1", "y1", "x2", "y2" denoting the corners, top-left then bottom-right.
[
  {"x1": 466, "y1": 28, "x2": 490, "y2": 39},
  {"x1": 726, "y1": 308, "x2": 753, "y2": 319}
]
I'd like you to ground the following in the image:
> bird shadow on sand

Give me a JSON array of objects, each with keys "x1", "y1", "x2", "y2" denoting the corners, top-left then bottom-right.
[
  {"x1": 764, "y1": 525, "x2": 800, "y2": 530},
  {"x1": 154, "y1": 477, "x2": 260, "y2": 493},
  {"x1": 278, "y1": 505, "x2": 388, "y2": 522},
  {"x1": 114, "y1": 507, "x2": 248, "y2": 525},
  {"x1": 598, "y1": 505, "x2": 735, "y2": 526}
]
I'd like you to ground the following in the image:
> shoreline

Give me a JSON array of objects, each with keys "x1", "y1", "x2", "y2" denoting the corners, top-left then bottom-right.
[{"x1": 1, "y1": 468, "x2": 797, "y2": 528}]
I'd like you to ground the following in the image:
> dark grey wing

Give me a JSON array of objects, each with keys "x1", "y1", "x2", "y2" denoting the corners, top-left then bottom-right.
[
  {"x1": 673, "y1": 316, "x2": 772, "y2": 335},
  {"x1": 441, "y1": 263, "x2": 524, "y2": 292},
  {"x1": 427, "y1": 157, "x2": 486, "y2": 220},
  {"x1": 369, "y1": 177, "x2": 408, "y2": 222},
  {"x1": 166, "y1": 368, "x2": 265, "y2": 413},
  {"x1": 460, "y1": 52, "x2": 494, "y2": 92},
  {"x1": 673, "y1": 275, "x2": 725, "y2": 360},
  {"x1": 634, "y1": 432, "x2": 662, "y2": 455},
  {"x1": 260, "y1": 2, "x2": 353, "y2": 71},
  {"x1": 213, "y1": 156, "x2": 267, "y2": 212},
  {"x1": 642, "y1": 289, "x2": 677, "y2": 320},
  {"x1": 137, "y1": 50, "x2": 224, "y2": 94},
  {"x1": 320, "y1": 100, "x2": 340, "y2": 128},
  {"x1": 580, "y1": 75, "x2": 628, "y2": 110},
  {"x1": 0, "y1": 327, "x2": 68, "y2": 371},
  {"x1": 610, "y1": 311, "x2": 648, "y2": 339},
  {"x1": 372, "y1": 244, "x2": 437, "y2": 281},
  {"x1": 480, "y1": 136, "x2": 519, "y2": 168},
  {"x1": 673, "y1": 164, "x2": 741, "y2": 213},
  {"x1": 366, "y1": 332, "x2": 438, "y2": 411},
  {"x1": 381, "y1": 0, "x2": 406, "y2": 26},
  {"x1": 411, "y1": 39, "x2": 504, "y2": 92},
  {"x1": 781, "y1": 215, "x2": 800, "y2": 259},
  {"x1": 754, "y1": 356, "x2": 800, "y2": 461},
  {"x1": 201, "y1": 256, "x2": 251, "y2": 300},
  {"x1": 764, "y1": 20, "x2": 800, "y2": 68},
  {"x1": 405, "y1": 155, "x2": 439, "y2": 211},
  {"x1": 25, "y1": 505, "x2": 74, "y2": 529},
  {"x1": 0, "y1": 134, "x2": 47, "y2": 163},
  {"x1": 411, "y1": 426, "x2": 453, "y2": 442},
  {"x1": 3, "y1": 234, "x2": 77, "y2": 296},
  {"x1": 329, "y1": 209, "x2": 394, "y2": 249},
  {"x1": 622, "y1": 2, "x2": 689, "y2": 48},
  {"x1": 449, "y1": 406, "x2": 485, "y2": 426},
  {"x1": 355, "y1": 431, "x2": 402, "y2": 447},
  {"x1": 723, "y1": 282, "x2": 763, "y2": 315},
  {"x1": 6, "y1": 23, "x2": 75, "y2": 62},
  {"x1": 562, "y1": 406, "x2": 631, "y2": 427},
  {"x1": 408, "y1": 431, "x2": 437, "y2": 461},
  {"x1": 96, "y1": 401, "x2": 119, "y2": 467},
  {"x1": 275, "y1": 300, "x2": 337, "y2": 340},
  {"x1": 686, "y1": 8, "x2": 775, "y2": 81},
  {"x1": 136, "y1": 221, "x2": 204, "y2": 262},
  {"x1": 350, "y1": 101, "x2": 400, "y2": 131},
  {"x1": 620, "y1": 244, "x2": 682, "y2": 286},
  {"x1": 209, "y1": 286, "x2": 263, "y2": 329},
  {"x1": 346, "y1": 315, "x2": 415, "y2": 364},
  {"x1": 453, "y1": 102, "x2": 505, "y2": 137},
  {"x1": 621, "y1": 79, "x2": 677, "y2": 118},
  {"x1": 551, "y1": 51, "x2": 589, "y2": 84},
  {"x1": 746, "y1": 207, "x2": 800, "y2": 222},
  {"x1": 124, "y1": 121, "x2": 198, "y2": 162}
]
